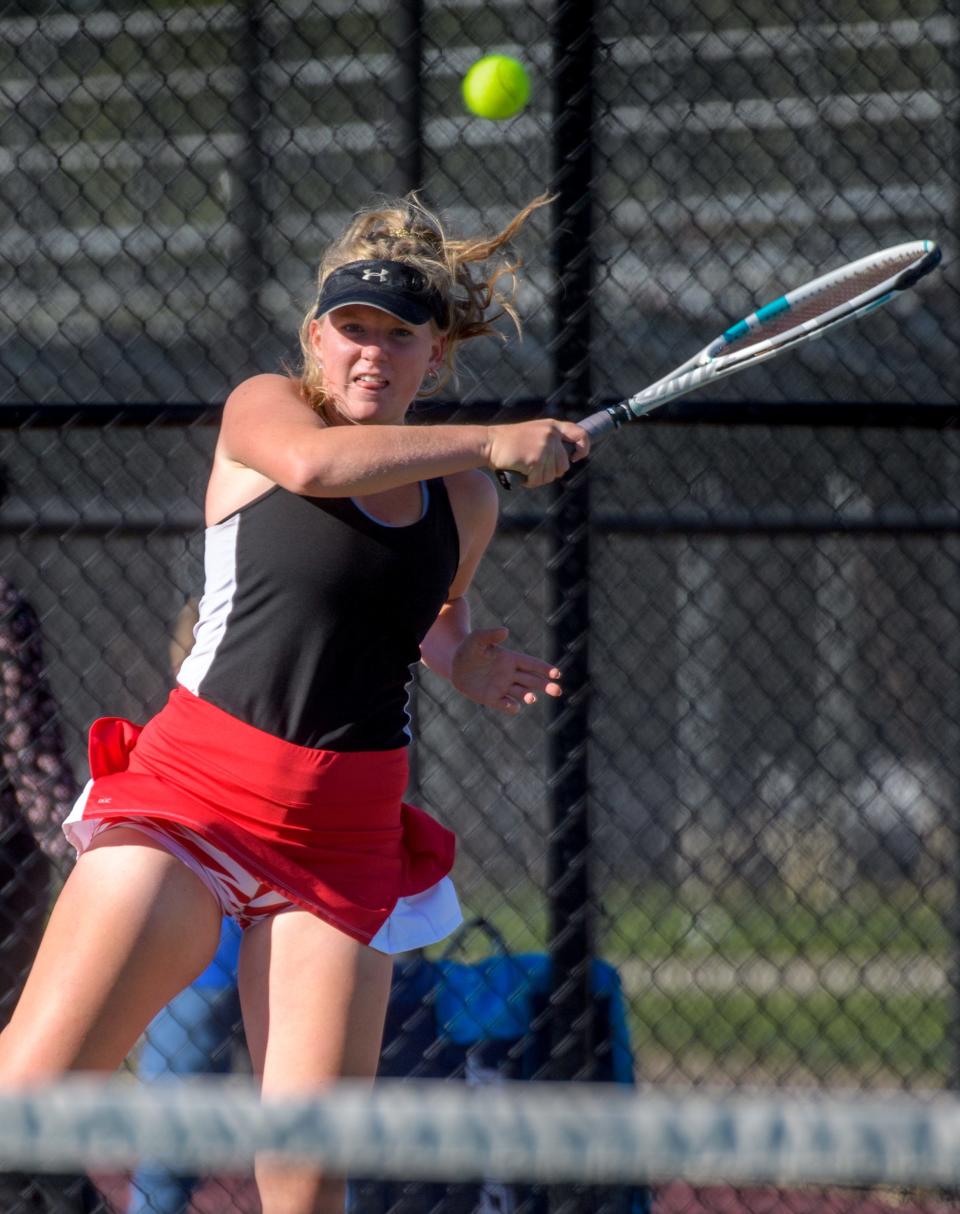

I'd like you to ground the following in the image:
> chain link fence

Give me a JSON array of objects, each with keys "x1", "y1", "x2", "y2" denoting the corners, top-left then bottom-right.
[{"x1": 1, "y1": 0, "x2": 959, "y2": 1210}]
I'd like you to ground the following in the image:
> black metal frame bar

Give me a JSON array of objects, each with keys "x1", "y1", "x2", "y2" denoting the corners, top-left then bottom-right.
[{"x1": 544, "y1": 0, "x2": 597, "y2": 1102}]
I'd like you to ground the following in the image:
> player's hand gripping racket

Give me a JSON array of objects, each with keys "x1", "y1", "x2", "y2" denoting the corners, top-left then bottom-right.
[{"x1": 498, "y1": 239, "x2": 942, "y2": 489}]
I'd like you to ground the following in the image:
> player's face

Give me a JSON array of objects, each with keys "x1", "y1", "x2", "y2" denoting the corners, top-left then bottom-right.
[{"x1": 309, "y1": 306, "x2": 444, "y2": 425}]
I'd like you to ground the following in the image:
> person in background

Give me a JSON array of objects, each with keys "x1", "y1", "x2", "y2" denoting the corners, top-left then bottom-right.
[
  {"x1": 0, "y1": 466, "x2": 101, "y2": 1212},
  {"x1": 0, "y1": 573, "x2": 77, "y2": 1026}
]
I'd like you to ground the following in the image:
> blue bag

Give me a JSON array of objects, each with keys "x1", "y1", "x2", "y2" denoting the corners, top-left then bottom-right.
[{"x1": 349, "y1": 920, "x2": 651, "y2": 1214}]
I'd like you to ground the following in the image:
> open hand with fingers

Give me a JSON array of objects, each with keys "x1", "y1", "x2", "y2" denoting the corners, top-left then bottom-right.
[{"x1": 451, "y1": 627, "x2": 562, "y2": 714}]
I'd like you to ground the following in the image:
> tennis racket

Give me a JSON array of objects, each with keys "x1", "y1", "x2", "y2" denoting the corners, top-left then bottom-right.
[{"x1": 498, "y1": 239, "x2": 942, "y2": 488}]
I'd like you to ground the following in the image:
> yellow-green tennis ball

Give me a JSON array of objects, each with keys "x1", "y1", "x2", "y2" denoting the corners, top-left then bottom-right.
[{"x1": 462, "y1": 55, "x2": 531, "y2": 120}]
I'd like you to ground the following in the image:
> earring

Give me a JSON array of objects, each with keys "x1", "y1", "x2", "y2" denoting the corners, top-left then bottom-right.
[{"x1": 420, "y1": 368, "x2": 441, "y2": 395}]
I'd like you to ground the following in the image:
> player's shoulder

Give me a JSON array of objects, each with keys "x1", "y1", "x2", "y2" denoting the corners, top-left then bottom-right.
[
  {"x1": 224, "y1": 372, "x2": 302, "y2": 413},
  {"x1": 442, "y1": 468, "x2": 498, "y2": 517},
  {"x1": 442, "y1": 469, "x2": 498, "y2": 551}
]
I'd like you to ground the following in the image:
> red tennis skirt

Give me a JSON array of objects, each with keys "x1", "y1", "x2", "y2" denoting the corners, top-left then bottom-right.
[{"x1": 67, "y1": 687, "x2": 457, "y2": 946}]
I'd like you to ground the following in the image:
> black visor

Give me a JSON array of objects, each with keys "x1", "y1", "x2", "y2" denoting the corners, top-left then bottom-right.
[{"x1": 314, "y1": 260, "x2": 449, "y2": 329}]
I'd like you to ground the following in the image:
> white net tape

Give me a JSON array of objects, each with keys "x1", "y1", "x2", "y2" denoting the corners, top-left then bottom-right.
[{"x1": 1, "y1": 1078, "x2": 959, "y2": 1188}]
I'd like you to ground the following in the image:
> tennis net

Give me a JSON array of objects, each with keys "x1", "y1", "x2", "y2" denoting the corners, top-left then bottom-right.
[{"x1": 2, "y1": 1078, "x2": 960, "y2": 1192}]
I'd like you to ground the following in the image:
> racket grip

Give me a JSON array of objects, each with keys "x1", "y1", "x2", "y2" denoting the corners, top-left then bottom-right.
[
  {"x1": 497, "y1": 454, "x2": 574, "y2": 491},
  {"x1": 495, "y1": 408, "x2": 619, "y2": 491}
]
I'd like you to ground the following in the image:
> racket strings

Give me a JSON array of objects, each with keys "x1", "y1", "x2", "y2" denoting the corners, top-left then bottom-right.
[{"x1": 719, "y1": 246, "x2": 928, "y2": 356}]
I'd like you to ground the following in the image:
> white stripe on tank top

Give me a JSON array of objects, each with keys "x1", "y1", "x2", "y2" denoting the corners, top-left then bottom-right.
[{"x1": 177, "y1": 513, "x2": 240, "y2": 696}]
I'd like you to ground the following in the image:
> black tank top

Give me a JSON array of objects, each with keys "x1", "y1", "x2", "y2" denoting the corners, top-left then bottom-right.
[{"x1": 177, "y1": 479, "x2": 460, "y2": 750}]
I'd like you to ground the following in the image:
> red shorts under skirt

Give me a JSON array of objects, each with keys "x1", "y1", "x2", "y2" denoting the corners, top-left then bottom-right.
[{"x1": 65, "y1": 687, "x2": 459, "y2": 947}]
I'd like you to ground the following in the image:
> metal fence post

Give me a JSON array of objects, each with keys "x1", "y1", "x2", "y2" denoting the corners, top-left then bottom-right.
[
  {"x1": 234, "y1": 0, "x2": 270, "y2": 364},
  {"x1": 392, "y1": 0, "x2": 424, "y2": 194},
  {"x1": 544, "y1": 0, "x2": 597, "y2": 1099}
]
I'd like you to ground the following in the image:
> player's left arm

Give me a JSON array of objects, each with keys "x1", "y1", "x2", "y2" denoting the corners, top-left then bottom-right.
[{"x1": 420, "y1": 470, "x2": 562, "y2": 714}]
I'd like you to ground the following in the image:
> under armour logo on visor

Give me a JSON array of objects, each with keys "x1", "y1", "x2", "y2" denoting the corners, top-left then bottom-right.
[{"x1": 314, "y1": 259, "x2": 449, "y2": 329}]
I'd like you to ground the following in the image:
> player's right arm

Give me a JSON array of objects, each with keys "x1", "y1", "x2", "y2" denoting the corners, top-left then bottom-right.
[{"x1": 207, "y1": 374, "x2": 588, "y2": 521}]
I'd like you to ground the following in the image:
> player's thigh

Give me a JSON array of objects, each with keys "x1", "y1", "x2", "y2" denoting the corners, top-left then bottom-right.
[
  {"x1": 0, "y1": 827, "x2": 222, "y2": 1078},
  {"x1": 239, "y1": 914, "x2": 393, "y2": 1213},
  {"x1": 238, "y1": 910, "x2": 394, "y2": 1091}
]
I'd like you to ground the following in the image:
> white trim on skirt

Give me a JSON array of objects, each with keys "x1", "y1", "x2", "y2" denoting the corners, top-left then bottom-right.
[{"x1": 64, "y1": 783, "x2": 463, "y2": 953}]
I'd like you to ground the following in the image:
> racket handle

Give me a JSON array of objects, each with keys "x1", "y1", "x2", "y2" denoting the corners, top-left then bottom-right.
[{"x1": 495, "y1": 407, "x2": 621, "y2": 491}]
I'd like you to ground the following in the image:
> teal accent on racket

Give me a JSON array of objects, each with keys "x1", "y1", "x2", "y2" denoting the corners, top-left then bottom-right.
[{"x1": 497, "y1": 240, "x2": 941, "y2": 489}]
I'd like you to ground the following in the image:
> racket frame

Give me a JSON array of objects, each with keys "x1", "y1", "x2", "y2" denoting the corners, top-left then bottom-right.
[{"x1": 582, "y1": 239, "x2": 942, "y2": 441}]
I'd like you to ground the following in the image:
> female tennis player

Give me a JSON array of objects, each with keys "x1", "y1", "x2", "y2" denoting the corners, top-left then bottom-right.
[{"x1": 0, "y1": 193, "x2": 588, "y2": 1214}]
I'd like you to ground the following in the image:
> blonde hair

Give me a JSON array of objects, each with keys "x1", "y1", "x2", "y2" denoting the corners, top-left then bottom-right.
[{"x1": 297, "y1": 192, "x2": 552, "y2": 418}]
